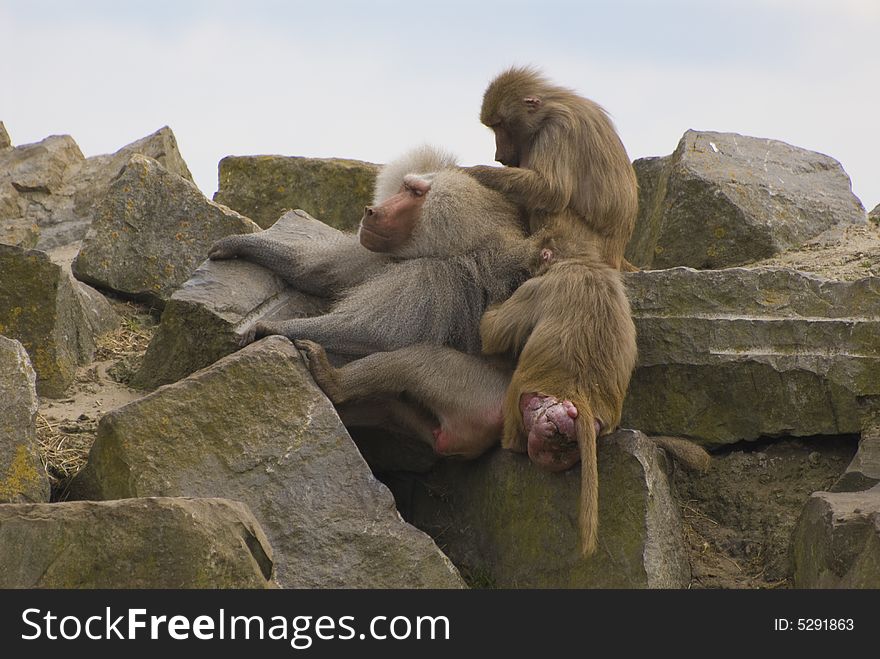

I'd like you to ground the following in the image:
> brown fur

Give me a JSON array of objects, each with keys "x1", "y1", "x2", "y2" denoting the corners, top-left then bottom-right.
[
  {"x1": 469, "y1": 66, "x2": 639, "y2": 271},
  {"x1": 480, "y1": 236, "x2": 638, "y2": 554}
]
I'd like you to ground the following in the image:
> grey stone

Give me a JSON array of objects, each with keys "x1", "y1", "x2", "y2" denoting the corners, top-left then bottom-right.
[
  {"x1": 0, "y1": 497, "x2": 274, "y2": 588},
  {"x1": 73, "y1": 154, "x2": 260, "y2": 307},
  {"x1": 0, "y1": 244, "x2": 96, "y2": 397},
  {"x1": 214, "y1": 155, "x2": 378, "y2": 230},
  {"x1": 622, "y1": 267, "x2": 880, "y2": 444},
  {"x1": 72, "y1": 336, "x2": 465, "y2": 589},
  {"x1": 791, "y1": 486, "x2": 880, "y2": 588},
  {"x1": 0, "y1": 337, "x2": 49, "y2": 503},
  {"x1": 626, "y1": 131, "x2": 866, "y2": 269},
  {"x1": 0, "y1": 126, "x2": 195, "y2": 250},
  {"x1": 75, "y1": 281, "x2": 121, "y2": 337},
  {"x1": 395, "y1": 429, "x2": 689, "y2": 588},
  {"x1": 831, "y1": 398, "x2": 880, "y2": 493},
  {"x1": 132, "y1": 209, "x2": 329, "y2": 390},
  {"x1": 869, "y1": 203, "x2": 879, "y2": 224},
  {"x1": 0, "y1": 122, "x2": 10, "y2": 150}
]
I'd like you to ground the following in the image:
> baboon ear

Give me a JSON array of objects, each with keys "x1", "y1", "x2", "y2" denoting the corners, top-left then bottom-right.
[{"x1": 523, "y1": 96, "x2": 542, "y2": 111}]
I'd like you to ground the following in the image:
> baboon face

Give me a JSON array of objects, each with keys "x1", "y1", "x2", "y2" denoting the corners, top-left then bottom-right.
[
  {"x1": 358, "y1": 175, "x2": 430, "y2": 253},
  {"x1": 491, "y1": 123, "x2": 520, "y2": 167}
]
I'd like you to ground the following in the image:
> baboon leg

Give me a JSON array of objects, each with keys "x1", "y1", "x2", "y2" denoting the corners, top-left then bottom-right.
[
  {"x1": 339, "y1": 398, "x2": 439, "y2": 448},
  {"x1": 298, "y1": 341, "x2": 510, "y2": 459}
]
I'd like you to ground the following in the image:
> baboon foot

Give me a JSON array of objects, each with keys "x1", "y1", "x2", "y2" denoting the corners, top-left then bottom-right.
[
  {"x1": 520, "y1": 393, "x2": 582, "y2": 472},
  {"x1": 432, "y1": 412, "x2": 502, "y2": 461},
  {"x1": 294, "y1": 339, "x2": 343, "y2": 402}
]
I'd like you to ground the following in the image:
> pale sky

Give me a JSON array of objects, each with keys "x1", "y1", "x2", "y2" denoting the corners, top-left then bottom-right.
[{"x1": 2, "y1": 0, "x2": 877, "y2": 211}]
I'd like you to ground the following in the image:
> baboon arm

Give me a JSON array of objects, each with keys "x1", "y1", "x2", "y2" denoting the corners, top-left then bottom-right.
[
  {"x1": 210, "y1": 233, "x2": 385, "y2": 296},
  {"x1": 480, "y1": 277, "x2": 544, "y2": 355},
  {"x1": 465, "y1": 165, "x2": 568, "y2": 215}
]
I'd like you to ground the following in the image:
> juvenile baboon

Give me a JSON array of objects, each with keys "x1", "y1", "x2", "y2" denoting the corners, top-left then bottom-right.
[
  {"x1": 467, "y1": 66, "x2": 639, "y2": 271},
  {"x1": 297, "y1": 234, "x2": 708, "y2": 546},
  {"x1": 209, "y1": 145, "x2": 536, "y2": 357}
]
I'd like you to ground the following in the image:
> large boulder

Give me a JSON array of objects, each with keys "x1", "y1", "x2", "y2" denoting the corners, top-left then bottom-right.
[
  {"x1": 132, "y1": 209, "x2": 329, "y2": 390},
  {"x1": 0, "y1": 122, "x2": 10, "y2": 150},
  {"x1": 72, "y1": 336, "x2": 465, "y2": 589},
  {"x1": 622, "y1": 267, "x2": 880, "y2": 444},
  {"x1": 791, "y1": 487, "x2": 880, "y2": 588},
  {"x1": 0, "y1": 497, "x2": 274, "y2": 588},
  {"x1": 214, "y1": 155, "x2": 378, "y2": 230},
  {"x1": 73, "y1": 154, "x2": 260, "y2": 307},
  {"x1": 0, "y1": 244, "x2": 96, "y2": 397},
  {"x1": 869, "y1": 203, "x2": 879, "y2": 224},
  {"x1": 394, "y1": 429, "x2": 690, "y2": 588},
  {"x1": 0, "y1": 337, "x2": 49, "y2": 503},
  {"x1": 0, "y1": 126, "x2": 194, "y2": 250},
  {"x1": 626, "y1": 131, "x2": 866, "y2": 269}
]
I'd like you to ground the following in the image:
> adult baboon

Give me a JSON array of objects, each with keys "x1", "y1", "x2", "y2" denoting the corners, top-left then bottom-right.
[
  {"x1": 467, "y1": 66, "x2": 639, "y2": 271},
  {"x1": 209, "y1": 145, "x2": 537, "y2": 357}
]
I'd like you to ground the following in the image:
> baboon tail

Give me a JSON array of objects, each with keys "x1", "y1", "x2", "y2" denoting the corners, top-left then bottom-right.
[
  {"x1": 651, "y1": 435, "x2": 711, "y2": 473},
  {"x1": 575, "y1": 403, "x2": 599, "y2": 556}
]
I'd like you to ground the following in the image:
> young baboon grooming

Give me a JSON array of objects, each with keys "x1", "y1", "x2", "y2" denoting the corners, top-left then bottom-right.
[
  {"x1": 467, "y1": 66, "x2": 639, "y2": 271},
  {"x1": 208, "y1": 145, "x2": 536, "y2": 357},
  {"x1": 479, "y1": 235, "x2": 637, "y2": 554}
]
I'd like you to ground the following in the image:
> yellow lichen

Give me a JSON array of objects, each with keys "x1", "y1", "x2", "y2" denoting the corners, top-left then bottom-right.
[{"x1": 0, "y1": 445, "x2": 44, "y2": 501}]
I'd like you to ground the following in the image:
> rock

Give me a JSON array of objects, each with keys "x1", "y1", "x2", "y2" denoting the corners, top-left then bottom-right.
[
  {"x1": 72, "y1": 154, "x2": 260, "y2": 307},
  {"x1": 75, "y1": 281, "x2": 121, "y2": 337},
  {"x1": 0, "y1": 244, "x2": 96, "y2": 397},
  {"x1": 0, "y1": 125, "x2": 195, "y2": 250},
  {"x1": 791, "y1": 486, "x2": 880, "y2": 588},
  {"x1": 622, "y1": 267, "x2": 880, "y2": 444},
  {"x1": 0, "y1": 497, "x2": 274, "y2": 588},
  {"x1": 870, "y1": 204, "x2": 880, "y2": 225},
  {"x1": 0, "y1": 218, "x2": 39, "y2": 249},
  {"x1": 393, "y1": 429, "x2": 689, "y2": 588},
  {"x1": 751, "y1": 221, "x2": 880, "y2": 282},
  {"x1": 626, "y1": 130, "x2": 866, "y2": 269},
  {"x1": 131, "y1": 209, "x2": 329, "y2": 390},
  {"x1": 0, "y1": 122, "x2": 10, "y2": 150},
  {"x1": 0, "y1": 337, "x2": 49, "y2": 503},
  {"x1": 214, "y1": 155, "x2": 378, "y2": 230},
  {"x1": 830, "y1": 398, "x2": 880, "y2": 493},
  {"x1": 72, "y1": 336, "x2": 465, "y2": 589},
  {"x1": 0, "y1": 134, "x2": 86, "y2": 249}
]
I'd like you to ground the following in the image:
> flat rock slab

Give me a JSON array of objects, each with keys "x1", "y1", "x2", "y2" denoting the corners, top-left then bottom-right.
[
  {"x1": 394, "y1": 429, "x2": 690, "y2": 588},
  {"x1": 0, "y1": 244, "x2": 96, "y2": 397},
  {"x1": 0, "y1": 497, "x2": 274, "y2": 588},
  {"x1": 73, "y1": 154, "x2": 260, "y2": 307},
  {"x1": 72, "y1": 336, "x2": 465, "y2": 589},
  {"x1": 0, "y1": 337, "x2": 49, "y2": 503},
  {"x1": 791, "y1": 486, "x2": 880, "y2": 588},
  {"x1": 626, "y1": 130, "x2": 865, "y2": 269},
  {"x1": 214, "y1": 155, "x2": 378, "y2": 230},
  {"x1": 622, "y1": 267, "x2": 880, "y2": 444},
  {"x1": 132, "y1": 209, "x2": 329, "y2": 390}
]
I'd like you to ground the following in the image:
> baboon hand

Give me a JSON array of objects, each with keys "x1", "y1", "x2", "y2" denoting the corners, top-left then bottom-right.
[
  {"x1": 208, "y1": 236, "x2": 241, "y2": 260},
  {"x1": 239, "y1": 320, "x2": 276, "y2": 348},
  {"x1": 294, "y1": 339, "x2": 344, "y2": 402}
]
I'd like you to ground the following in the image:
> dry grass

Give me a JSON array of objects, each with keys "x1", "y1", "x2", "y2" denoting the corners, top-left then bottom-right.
[{"x1": 36, "y1": 300, "x2": 157, "y2": 498}]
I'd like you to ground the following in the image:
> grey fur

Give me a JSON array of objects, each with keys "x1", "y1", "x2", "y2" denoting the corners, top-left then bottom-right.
[{"x1": 209, "y1": 145, "x2": 533, "y2": 358}]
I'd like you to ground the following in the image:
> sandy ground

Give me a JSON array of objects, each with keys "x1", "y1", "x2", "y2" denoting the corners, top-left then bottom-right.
[{"x1": 36, "y1": 299, "x2": 156, "y2": 498}]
